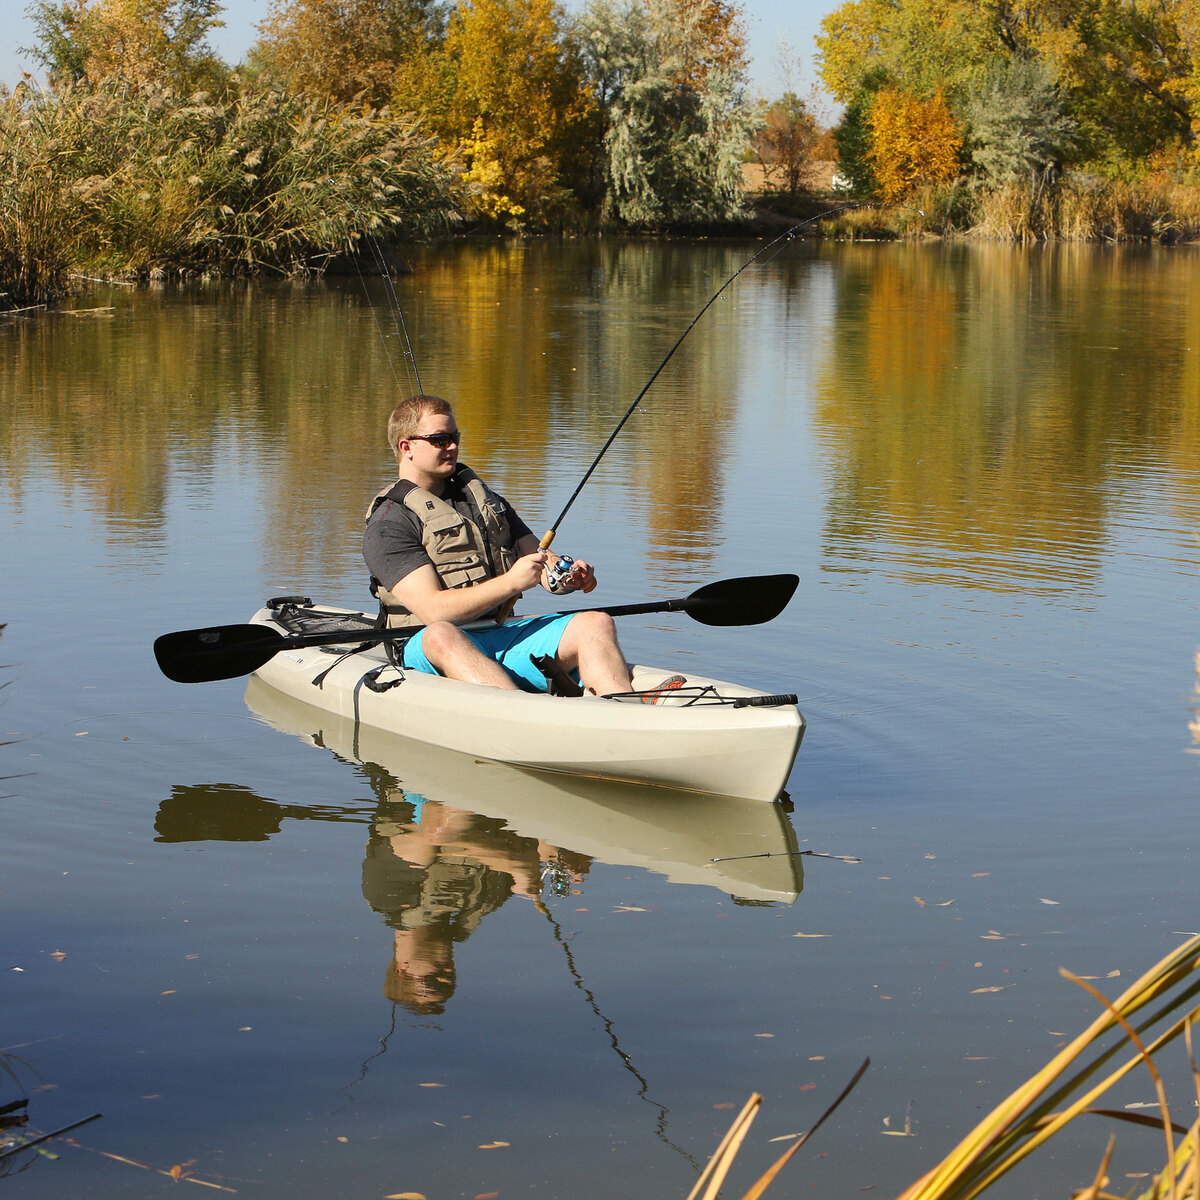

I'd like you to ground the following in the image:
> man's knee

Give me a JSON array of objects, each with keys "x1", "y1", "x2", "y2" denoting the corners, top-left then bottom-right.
[
  {"x1": 570, "y1": 610, "x2": 619, "y2": 645},
  {"x1": 420, "y1": 621, "x2": 466, "y2": 664}
]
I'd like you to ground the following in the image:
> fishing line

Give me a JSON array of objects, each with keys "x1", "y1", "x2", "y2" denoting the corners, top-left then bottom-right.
[
  {"x1": 330, "y1": 176, "x2": 424, "y2": 396},
  {"x1": 536, "y1": 201, "x2": 922, "y2": 551}
]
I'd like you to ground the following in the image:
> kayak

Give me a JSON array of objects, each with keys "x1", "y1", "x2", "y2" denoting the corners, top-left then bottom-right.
[
  {"x1": 246, "y1": 598, "x2": 804, "y2": 802},
  {"x1": 244, "y1": 676, "x2": 805, "y2": 903}
]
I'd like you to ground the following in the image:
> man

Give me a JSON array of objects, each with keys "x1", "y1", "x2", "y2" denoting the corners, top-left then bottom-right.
[{"x1": 363, "y1": 394, "x2": 637, "y2": 695}]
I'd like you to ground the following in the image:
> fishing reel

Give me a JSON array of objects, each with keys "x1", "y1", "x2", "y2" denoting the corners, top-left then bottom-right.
[{"x1": 545, "y1": 553, "x2": 582, "y2": 594}]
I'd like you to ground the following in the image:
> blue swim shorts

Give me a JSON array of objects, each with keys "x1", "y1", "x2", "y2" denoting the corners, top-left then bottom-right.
[{"x1": 400, "y1": 613, "x2": 577, "y2": 692}]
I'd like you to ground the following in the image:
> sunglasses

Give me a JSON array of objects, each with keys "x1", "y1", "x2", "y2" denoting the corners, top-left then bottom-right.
[{"x1": 407, "y1": 431, "x2": 461, "y2": 450}]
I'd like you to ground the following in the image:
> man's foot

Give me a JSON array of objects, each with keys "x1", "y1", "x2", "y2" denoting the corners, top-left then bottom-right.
[{"x1": 639, "y1": 675, "x2": 687, "y2": 704}]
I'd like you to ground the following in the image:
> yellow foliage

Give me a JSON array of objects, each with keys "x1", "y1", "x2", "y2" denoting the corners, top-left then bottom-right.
[
  {"x1": 254, "y1": 0, "x2": 429, "y2": 106},
  {"x1": 58, "y1": 0, "x2": 225, "y2": 91},
  {"x1": 867, "y1": 85, "x2": 961, "y2": 201},
  {"x1": 816, "y1": 0, "x2": 892, "y2": 104},
  {"x1": 442, "y1": 0, "x2": 596, "y2": 224}
]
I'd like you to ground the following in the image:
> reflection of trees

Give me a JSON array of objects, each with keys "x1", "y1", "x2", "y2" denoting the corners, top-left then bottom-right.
[
  {"x1": 2, "y1": 242, "x2": 749, "y2": 585},
  {"x1": 12, "y1": 241, "x2": 1195, "y2": 595},
  {"x1": 813, "y1": 242, "x2": 1200, "y2": 593}
]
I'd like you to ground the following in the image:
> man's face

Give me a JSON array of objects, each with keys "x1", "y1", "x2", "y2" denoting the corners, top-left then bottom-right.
[{"x1": 405, "y1": 410, "x2": 461, "y2": 480}]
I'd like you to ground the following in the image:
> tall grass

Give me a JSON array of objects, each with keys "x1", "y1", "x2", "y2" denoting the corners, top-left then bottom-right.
[
  {"x1": 697, "y1": 933, "x2": 1200, "y2": 1200},
  {"x1": 0, "y1": 78, "x2": 459, "y2": 303}
]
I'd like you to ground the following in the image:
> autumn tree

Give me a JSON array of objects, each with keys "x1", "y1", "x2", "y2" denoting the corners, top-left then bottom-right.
[
  {"x1": 658, "y1": 0, "x2": 746, "y2": 86},
  {"x1": 867, "y1": 84, "x2": 962, "y2": 200},
  {"x1": 578, "y1": 0, "x2": 757, "y2": 226},
  {"x1": 25, "y1": 0, "x2": 228, "y2": 92},
  {"x1": 436, "y1": 0, "x2": 597, "y2": 225},
  {"x1": 817, "y1": 0, "x2": 1198, "y2": 175},
  {"x1": 816, "y1": 0, "x2": 1000, "y2": 107},
  {"x1": 251, "y1": 0, "x2": 444, "y2": 107},
  {"x1": 752, "y1": 92, "x2": 821, "y2": 197},
  {"x1": 1021, "y1": 0, "x2": 1195, "y2": 169}
]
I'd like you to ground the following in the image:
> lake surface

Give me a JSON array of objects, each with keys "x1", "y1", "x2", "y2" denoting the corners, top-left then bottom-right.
[{"x1": 3, "y1": 238, "x2": 1198, "y2": 1199}]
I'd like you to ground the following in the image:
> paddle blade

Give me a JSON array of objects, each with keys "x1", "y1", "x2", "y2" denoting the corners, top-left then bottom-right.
[
  {"x1": 155, "y1": 624, "x2": 288, "y2": 683},
  {"x1": 682, "y1": 574, "x2": 799, "y2": 627}
]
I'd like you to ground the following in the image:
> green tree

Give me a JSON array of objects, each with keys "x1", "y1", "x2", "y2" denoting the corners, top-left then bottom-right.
[
  {"x1": 966, "y1": 56, "x2": 1074, "y2": 185},
  {"x1": 831, "y1": 72, "x2": 886, "y2": 196},
  {"x1": 579, "y1": 0, "x2": 757, "y2": 227},
  {"x1": 816, "y1": 0, "x2": 1000, "y2": 107},
  {"x1": 1024, "y1": 0, "x2": 1194, "y2": 170}
]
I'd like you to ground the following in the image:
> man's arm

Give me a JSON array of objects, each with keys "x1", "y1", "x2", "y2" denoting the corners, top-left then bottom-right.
[{"x1": 385, "y1": 555, "x2": 548, "y2": 625}]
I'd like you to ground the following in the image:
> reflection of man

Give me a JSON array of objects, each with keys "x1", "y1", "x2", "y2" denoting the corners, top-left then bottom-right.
[
  {"x1": 363, "y1": 394, "x2": 641, "y2": 695},
  {"x1": 361, "y1": 796, "x2": 587, "y2": 1014}
]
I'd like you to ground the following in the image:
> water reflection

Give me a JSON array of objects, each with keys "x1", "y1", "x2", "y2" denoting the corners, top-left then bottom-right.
[
  {"x1": 813, "y1": 243, "x2": 1200, "y2": 592},
  {"x1": 6, "y1": 242, "x2": 1193, "y2": 599},
  {"x1": 152, "y1": 678, "x2": 801, "y2": 1014}
]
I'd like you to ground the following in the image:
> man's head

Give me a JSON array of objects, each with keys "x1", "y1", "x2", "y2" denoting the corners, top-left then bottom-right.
[{"x1": 387, "y1": 394, "x2": 455, "y2": 459}]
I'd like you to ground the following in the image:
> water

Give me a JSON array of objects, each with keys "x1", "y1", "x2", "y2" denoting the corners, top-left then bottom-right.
[{"x1": 2, "y1": 239, "x2": 1198, "y2": 1198}]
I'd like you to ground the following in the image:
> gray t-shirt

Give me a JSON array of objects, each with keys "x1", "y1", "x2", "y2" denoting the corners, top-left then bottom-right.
[{"x1": 363, "y1": 465, "x2": 532, "y2": 592}]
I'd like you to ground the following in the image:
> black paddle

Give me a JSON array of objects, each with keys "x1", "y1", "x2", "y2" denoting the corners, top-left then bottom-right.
[{"x1": 154, "y1": 573, "x2": 798, "y2": 684}]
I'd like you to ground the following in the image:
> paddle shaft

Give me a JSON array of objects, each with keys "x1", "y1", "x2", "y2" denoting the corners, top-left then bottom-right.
[{"x1": 154, "y1": 574, "x2": 798, "y2": 684}]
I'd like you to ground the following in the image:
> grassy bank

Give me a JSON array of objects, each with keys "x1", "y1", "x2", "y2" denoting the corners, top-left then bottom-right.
[{"x1": 0, "y1": 79, "x2": 458, "y2": 307}]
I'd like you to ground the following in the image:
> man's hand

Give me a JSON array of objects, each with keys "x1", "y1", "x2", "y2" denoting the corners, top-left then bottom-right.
[
  {"x1": 506, "y1": 549, "x2": 549, "y2": 594},
  {"x1": 546, "y1": 557, "x2": 597, "y2": 594}
]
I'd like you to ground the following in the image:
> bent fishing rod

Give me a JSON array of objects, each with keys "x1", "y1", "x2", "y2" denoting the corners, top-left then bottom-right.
[{"x1": 535, "y1": 201, "x2": 921, "y2": 564}]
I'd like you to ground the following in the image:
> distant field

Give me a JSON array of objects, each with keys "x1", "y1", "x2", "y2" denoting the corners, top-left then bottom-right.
[{"x1": 741, "y1": 160, "x2": 838, "y2": 192}]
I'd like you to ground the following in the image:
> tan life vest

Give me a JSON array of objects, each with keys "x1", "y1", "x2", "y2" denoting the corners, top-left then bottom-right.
[{"x1": 366, "y1": 465, "x2": 518, "y2": 628}]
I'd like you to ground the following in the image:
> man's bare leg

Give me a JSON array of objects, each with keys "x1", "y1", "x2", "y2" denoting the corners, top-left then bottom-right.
[
  {"x1": 418, "y1": 622, "x2": 519, "y2": 689},
  {"x1": 555, "y1": 611, "x2": 633, "y2": 695}
]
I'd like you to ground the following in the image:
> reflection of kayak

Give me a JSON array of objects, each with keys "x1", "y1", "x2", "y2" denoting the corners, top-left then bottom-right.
[
  {"x1": 246, "y1": 603, "x2": 804, "y2": 802},
  {"x1": 245, "y1": 676, "x2": 804, "y2": 903}
]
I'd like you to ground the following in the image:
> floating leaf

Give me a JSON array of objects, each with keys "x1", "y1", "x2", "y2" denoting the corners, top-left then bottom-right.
[
  {"x1": 971, "y1": 986, "x2": 1009, "y2": 994},
  {"x1": 386, "y1": 1193, "x2": 427, "y2": 1198},
  {"x1": 798, "y1": 1084, "x2": 817, "y2": 1091},
  {"x1": 1039, "y1": 898, "x2": 1060, "y2": 905},
  {"x1": 972, "y1": 873, "x2": 990, "y2": 877},
  {"x1": 793, "y1": 933, "x2": 830, "y2": 938},
  {"x1": 936, "y1": 900, "x2": 956, "y2": 907},
  {"x1": 914, "y1": 897, "x2": 927, "y2": 907},
  {"x1": 478, "y1": 1142, "x2": 509, "y2": 1150},
  {"x1": 418, "y1": 1083, "x2": 446, "y2": 1088}
]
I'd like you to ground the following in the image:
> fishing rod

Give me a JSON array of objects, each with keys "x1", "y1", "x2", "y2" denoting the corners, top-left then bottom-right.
[{"x1": 535, "y1": 201, "x2": 922, "y2": 567}]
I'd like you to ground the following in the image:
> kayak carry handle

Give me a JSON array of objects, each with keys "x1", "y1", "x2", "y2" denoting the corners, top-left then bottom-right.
[{"x1": 732, "y1": 694, "x2": 798, "y2": 709}]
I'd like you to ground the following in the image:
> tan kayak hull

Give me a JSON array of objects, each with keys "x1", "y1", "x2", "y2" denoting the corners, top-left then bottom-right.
[{"x1": 248, "y1": 607, "x2": 804, "y2": 802}]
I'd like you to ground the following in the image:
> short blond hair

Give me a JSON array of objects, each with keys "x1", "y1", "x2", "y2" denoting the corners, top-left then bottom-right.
[{"x1": 387, "y1": 394, "x2": 454, "y2": 458}]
